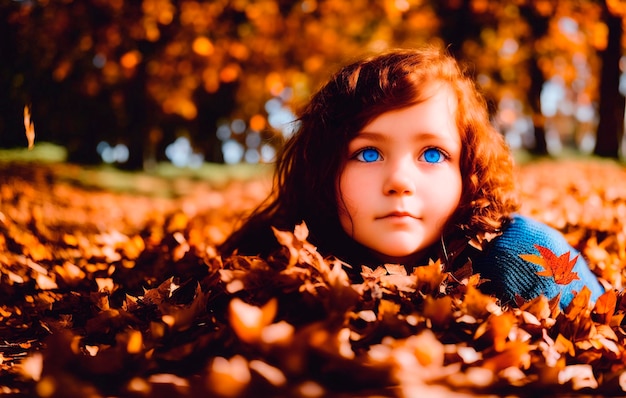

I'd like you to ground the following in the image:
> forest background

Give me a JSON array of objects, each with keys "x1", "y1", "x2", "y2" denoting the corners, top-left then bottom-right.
[{"x1": 1, "y1": 0, "x2": 626, "y2": 169}]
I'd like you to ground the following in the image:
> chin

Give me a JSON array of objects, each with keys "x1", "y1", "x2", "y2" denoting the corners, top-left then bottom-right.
[{"x1": 375, "y1": 248, "x2": 424, "y2": 264}]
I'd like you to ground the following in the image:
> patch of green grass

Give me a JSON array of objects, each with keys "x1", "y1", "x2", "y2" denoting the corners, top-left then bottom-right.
[
  {"x1": 0, "y1": 142, "x2": 68, "y2": 163},
  {"x1": 151, "y1": 161, "x2": 272, "y2": 186},
  {"x1": 65, "y1": 162, "x2": 272, "y2": 197},
  {"x1": 0, "y1": 142, "x2": 272, "y2": 197}
]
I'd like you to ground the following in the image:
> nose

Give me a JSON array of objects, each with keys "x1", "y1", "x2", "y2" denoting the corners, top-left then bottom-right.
[{"x1": 383, "y1": 158, "x2": 416, "y2": 196}]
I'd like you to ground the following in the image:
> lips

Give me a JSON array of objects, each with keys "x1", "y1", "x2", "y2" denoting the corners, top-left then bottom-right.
[{"x1": 378, "y1": 211, "x2": 418, "y2": 219}]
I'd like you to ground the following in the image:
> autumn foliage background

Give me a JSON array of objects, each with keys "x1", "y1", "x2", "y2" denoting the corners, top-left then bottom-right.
[
  {"x1": 2, "y1": 0, "x2": 625, "y2": 165},
  {"x1": 2, "y1": 0, "x2": 626, "y2": 397}
]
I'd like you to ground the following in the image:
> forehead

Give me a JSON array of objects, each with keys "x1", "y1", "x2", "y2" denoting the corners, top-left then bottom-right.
[
  {"x1": 360, "y1": 83, "x2": 459, "y2": 132},
  {"x1": 417, "y1": 81, "x2": 458, "y2": 109},
  {"x1": 364, "y1": 80, "x2": 456, "y2": 121}
]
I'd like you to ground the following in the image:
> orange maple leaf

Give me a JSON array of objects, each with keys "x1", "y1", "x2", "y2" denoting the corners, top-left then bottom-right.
[{"x1": 519, "y1": 244, "x2": 580, "y2": 285}]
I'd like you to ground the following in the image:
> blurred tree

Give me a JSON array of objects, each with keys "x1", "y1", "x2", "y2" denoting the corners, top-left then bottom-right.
[
  {"x1": 594, "y1": 0, "x2": 625, "y2": 158},
  {"x1": 5, "y1": 0, "x2": 236, "y2": 168},
  {"x1": 434, "y1": 0, "x2": 485, "y2": 66},
  {"x1": 483, "y1": 1, "x2": 607, "y2": 155},
  {"x1": 0, "y1": 2, "x2": 26, "y2": 149},
  {"x1": 449, "y1": 2, "x2": 540, "y2": 146},
  {"x1": 519, "y1": 2, "x2": 550, "y2": 155},
  {"x1": 3, "y1": 0, "x2": 623, "y2": 165},
  {"x1": 4, "y1": 0, "x2": 444, "y2": 167}
]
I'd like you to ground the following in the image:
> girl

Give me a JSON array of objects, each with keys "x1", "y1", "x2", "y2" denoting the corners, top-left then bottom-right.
[{"x1": 220, "y1": 46, "x2": 603, "y2": 309}]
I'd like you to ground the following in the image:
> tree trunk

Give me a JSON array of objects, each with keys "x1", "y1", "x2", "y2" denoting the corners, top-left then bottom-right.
[
  {"x1": 594, "y1": 1, "x2": 625, "y2": 158},
  {"x1": 435, "y1": 0, "x2": 480, "y2": 60},
  {"x1": 194, "y1": 82, "x2": 238, "y2": 164},
  {"x1": 526, "y1": 54, "x2": 549, "y2": 155},
  {"x1": 519, "y1": 5, "x2": 549, "y2": 155},
  {"x1": 0, "y1": 2, "x2": 25, "y2": 148},
  {"x1": 120, "y1": 61, "x2": 148, "y2": 170},
  {"x1": 435, "y1": 0, "x2": 499, "y2": 119}
]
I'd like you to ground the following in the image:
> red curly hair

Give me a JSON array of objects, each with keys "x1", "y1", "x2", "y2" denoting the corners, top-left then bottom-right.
[{"x1": 220, "y1": 46, "x2": 519, "y2": 267}]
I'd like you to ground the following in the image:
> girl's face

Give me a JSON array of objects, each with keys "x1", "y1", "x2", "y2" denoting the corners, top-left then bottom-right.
[{"x1": 337, "y1": 84, "x2": 463, "y2": 264}]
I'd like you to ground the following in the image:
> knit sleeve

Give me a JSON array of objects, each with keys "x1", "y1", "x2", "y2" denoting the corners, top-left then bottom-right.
[{"x1": 472, "y1": 214, "x2": 604, "y2": 309}]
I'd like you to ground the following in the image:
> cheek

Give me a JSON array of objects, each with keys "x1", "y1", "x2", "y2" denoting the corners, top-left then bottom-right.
[
  {"x1": 336, "y1": 173, "x2": 356, "y2": 232},
  {"x1": 456, "y1": 173, "x2": 468, "y2": 207},
  {"x1": 428, "y1": 168, "x2": 462, "y2": 216},
  {"x1": 454, "y1": 170, "x2": 464, "y2": 202},
  {"x1": 444, "y1": 170, "x2": 463, "y2": 219}
]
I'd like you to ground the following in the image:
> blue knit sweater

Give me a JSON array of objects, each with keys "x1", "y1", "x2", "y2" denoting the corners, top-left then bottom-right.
[{"x1": 472, "y1": 215, "x2": 604, "y2": 309}]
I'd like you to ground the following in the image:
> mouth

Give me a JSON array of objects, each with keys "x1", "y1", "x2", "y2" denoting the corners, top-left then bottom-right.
[{"x1": 378, "y1": 211, "x2": 418, "y2": 219}]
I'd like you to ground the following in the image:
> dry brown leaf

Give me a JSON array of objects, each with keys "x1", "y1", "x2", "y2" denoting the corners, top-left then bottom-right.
[
  {"x1": 481, "y1": 340, "x2": 532, "y2": 373},
  {"x1": 229, "y1": 298, "x2": 277, "y2": 343},
  {"x1": 593, "y1": 289, "x2": 617, "y2": 325},
  {"x1": 475, "y1": 312, "x2": 517, "y2": 352}
]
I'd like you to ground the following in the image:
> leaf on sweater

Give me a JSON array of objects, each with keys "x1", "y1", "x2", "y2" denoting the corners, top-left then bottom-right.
[{"x1": 520, "y1": 245, "x2": 580, "y2": 285}]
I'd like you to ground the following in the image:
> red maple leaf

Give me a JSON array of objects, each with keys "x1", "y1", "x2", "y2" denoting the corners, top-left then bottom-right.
[{"x1": 519, "y1": 244, "x2": 580, "y2": 285}]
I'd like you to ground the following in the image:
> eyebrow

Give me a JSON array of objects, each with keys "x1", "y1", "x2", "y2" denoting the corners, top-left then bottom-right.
[{"x1": 353, "y1": 131, "x2": 460, "y2": 145}]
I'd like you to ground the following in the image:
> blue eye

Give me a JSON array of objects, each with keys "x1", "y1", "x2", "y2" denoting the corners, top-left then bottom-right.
[
  {"x1": 421, "y1": 148, "x2": 445, "y2": 163},
  {"x1": 356, "y1": 148, "x2": 382, "y2": 163}
]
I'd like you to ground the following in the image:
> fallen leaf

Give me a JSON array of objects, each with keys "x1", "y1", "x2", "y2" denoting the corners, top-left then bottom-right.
[
  {"x1": 207, "y1": 356, "x2": 251, "y2": 397},
  {"x1": 475, "y1": 312, "x2": 517, "y2": 352},
  {"x1": 482, "y1": 340, "x2": 532, "y2": 373},
  {"x1": 593, "y1": 289, "x2": 617, "y2": 325},
  {"x1": 558, "y1": 364, "x2": 598, "y2": 390},
  {"x1": 126, "y1": 330, "x2": 143, "y2": 354},
  {"x1": 361, "y1": 265, "x2": 387, "y2": 281},
  {"x1": 229, "y1": 298, "x2": 277, "y2": 343}
]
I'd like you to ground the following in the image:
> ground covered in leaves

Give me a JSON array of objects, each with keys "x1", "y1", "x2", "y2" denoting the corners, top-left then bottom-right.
[{"x1": 1, "y1": 158, "x2": 626, "y2": 397}]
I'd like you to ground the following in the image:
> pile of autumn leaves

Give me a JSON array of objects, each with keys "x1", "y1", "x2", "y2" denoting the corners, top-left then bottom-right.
[{"x1": 1, "y1": 159, "x2": 626, "y2": 397}]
